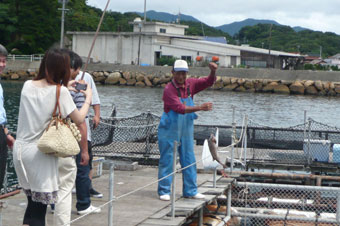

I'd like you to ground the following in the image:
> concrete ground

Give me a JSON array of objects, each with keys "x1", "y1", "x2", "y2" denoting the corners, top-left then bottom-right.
[{"x1": 0, "y1": 145, "x2": 222, "y2": 226}]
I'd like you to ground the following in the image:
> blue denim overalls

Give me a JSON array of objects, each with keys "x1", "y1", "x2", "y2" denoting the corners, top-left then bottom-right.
[{"x1": 158, "y1": 81, "x2": 198, "y2": 197}]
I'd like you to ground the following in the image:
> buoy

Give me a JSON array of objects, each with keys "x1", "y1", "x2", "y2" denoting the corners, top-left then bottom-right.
[
  {"x1": 212, "y1": 56, "x2": 219, "y2": 62},
  {"x1": 196, "y1": 56, "x2": 203, "y2": 61}
]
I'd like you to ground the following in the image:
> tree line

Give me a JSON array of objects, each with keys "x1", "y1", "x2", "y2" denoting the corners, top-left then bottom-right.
[{"x1": 0, "y1": 0, "x2": 339, "y2": 58}]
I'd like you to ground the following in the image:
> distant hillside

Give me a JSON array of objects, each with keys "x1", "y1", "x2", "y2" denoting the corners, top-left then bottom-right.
[
  {"x1": 216, "y1": 18, "x2": 280, "y2": 36},
  {"x1": 293, "y1": 26, "x2": 309, "y2": 32},
  {"x1": 135, "y1": 10, "x2": 200, "y2": 23}
]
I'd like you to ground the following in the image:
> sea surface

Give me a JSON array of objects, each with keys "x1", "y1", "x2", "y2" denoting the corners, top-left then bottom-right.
[{"x1": 3, "y1": 80, "x2": 340, "y2": 132}]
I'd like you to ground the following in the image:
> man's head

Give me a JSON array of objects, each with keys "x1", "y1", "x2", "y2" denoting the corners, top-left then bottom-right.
[
  {"x1": 0, "y1": 44, "x2": 8, "y2": 74},
  {"x1": 172, "y1": 60, "x2": 188, "y2": 85}
]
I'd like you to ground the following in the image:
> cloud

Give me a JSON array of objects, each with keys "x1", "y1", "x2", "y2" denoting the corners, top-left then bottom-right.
[{"x1": 86, "y1": 0, "x2": 340, "y2": 34}]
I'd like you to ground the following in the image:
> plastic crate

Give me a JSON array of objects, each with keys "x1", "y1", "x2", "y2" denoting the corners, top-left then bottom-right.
[
  {"x1": 303, "y1": 139, "x2": 330, "y2": 162},
  {"x1": 92, "y1": 157, "x2": 105, "y2": 178},
  {"x1": 333, "y1": 144, "x2": 340, "y2": 163}
]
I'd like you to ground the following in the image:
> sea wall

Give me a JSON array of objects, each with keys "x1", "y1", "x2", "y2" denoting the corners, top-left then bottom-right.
[{"x1": 3, "y1": 61, "x2": 340, "y2": 96}]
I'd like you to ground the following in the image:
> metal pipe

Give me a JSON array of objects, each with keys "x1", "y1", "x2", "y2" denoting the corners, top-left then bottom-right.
[
  {"x1": 198, "y1": 208, "x2": 203, "y2": 226},
  {"x1": 303, "y1": 110, "x2": 307, "y2": 140},
  {"x1": 236, "y1": 181, "x2": 340, "y2": 192},
  {"x1": 230, "y1": 106, "x2": 235, "y2": 174},
  {"x1": 143, "y1": 0, "x2": 147, "y2": 22},
  {"x1": 307, "y1": 119, "x2": 312, "y2": 165},
  {"x1": 171, "y1": 141, "x2": 178, "y2": 219},
  {"x1": 232, "y1": 212, "x2": 338, "y2": 224},
  {"x1": 235, "y1": 171, "x2": 340, "y2": 182},
  {"x1": 227, "y1": 184, "x2": 232, "y2": 217},
  {"x1": 243, "y1": 115, "x2": 248, "y2": 165},
  {"x1": 337, "y1": 193, "x2": 340, "y2": 223},
  {"x1": 81, "y1": 0, "x2": 111, "y2": 79},
  {"x1": 108, "y1": 162, "x2": 114, "y2": 226},
  {"x1": 59, "y1": 0, "x2": 66, "y2": 48},
  {"x1": 213, "y1": 167, "x2": 217, "y2": 188}
]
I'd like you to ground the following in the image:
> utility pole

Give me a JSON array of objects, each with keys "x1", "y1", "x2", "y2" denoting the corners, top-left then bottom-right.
[
  {"x1": 143, "y1": 0, "x2": 146, "y2": 22},
  {"x1": 58, "y1": 0, "x2": 69, "y2": 48},
  {"x1": 320, "y1": 46, "x2": 322, "y2": 59},
  {"x1": 268, "y1": 24, "x2": 273, "y2": 68}
]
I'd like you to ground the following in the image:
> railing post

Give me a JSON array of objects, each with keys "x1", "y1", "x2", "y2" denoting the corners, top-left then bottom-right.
[
  {"x1": 244, "y1": 115, "x2": 248, "y2": 166},
  {"x1": 213, "y1": 167, "x2": 217, "y2": 188},
  {"x1": 230, "y1": 106, "x2": 236, "y2": 174},
  {"x1": 108, "y1": 162, "x2": 114, "y2": 226},
  {"x1": 307, "y1": 119, "x2": 312, "y2": 165},
  {"x1": 171, "y1": 141, "x2": 178, "y2": 219},
  {"x1": 303, "y1": 110, "x2": 307, "y2": 140},
  {"x1": 337, "y1": 192, "x2": 340, "y2": 223}
]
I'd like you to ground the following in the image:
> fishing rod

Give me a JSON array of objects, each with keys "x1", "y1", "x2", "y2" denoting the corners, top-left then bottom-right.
[{"x1": 75, "y1": 0, "x2": 111, "y2": 91}]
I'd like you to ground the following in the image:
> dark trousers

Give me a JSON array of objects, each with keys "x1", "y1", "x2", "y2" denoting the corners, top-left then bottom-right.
[
  {"x1": 75, "y1": 151, "x2": 91, "y2": 211},
  {"x1": 23, "y1": 196, "x2": 47, "y2": 226},
  {"x1": 0, "y1": 128, "x2": 8, "y2": 190}
]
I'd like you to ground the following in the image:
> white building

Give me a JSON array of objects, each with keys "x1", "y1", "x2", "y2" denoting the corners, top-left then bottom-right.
[{"x1": 67, "y1": 19, "x2": 301, "y2": 68}]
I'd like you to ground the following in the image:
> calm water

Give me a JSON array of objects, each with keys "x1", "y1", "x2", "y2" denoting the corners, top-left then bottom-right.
[{"x1": 3, "y1": 80, "x2": 340, "y2": 132}]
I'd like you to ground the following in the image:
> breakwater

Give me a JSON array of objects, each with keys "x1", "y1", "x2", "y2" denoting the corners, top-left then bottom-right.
[{"x1": 3, "y1": 62, "x2": 340, "y2": 96}]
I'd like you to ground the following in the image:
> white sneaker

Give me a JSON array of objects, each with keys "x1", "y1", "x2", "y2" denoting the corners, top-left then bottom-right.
[
  {"x1": 77, "y1": 205, "x2": 101, "y2": 215},
  {"x1": 159, "y1": 194, "x2": 170, "y2": 201},
  {"x1": 191, "y1": 193, "x2": 205, "y2": 199}
]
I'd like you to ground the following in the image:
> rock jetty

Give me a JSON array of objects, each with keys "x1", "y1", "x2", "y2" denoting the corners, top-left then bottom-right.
[{"x1": 2, "y1": 70, "x2": 340, "y2": 96}]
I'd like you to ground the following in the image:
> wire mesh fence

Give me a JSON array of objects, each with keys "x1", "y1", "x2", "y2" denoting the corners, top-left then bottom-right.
[
  {"x1": 0, "y1": 151, "x2": 20, "y2": 195},
  {"x1": 90, "y1": 112, "x2": 160, "y2": 165},
  {"x1": 222, "y1": 182, "x2": 340, "y2": 226}
]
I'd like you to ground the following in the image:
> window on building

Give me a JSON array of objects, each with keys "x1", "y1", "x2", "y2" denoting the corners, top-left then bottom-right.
[{"x1": 160, "y1": 28, "x2": 166, "y2": 33}]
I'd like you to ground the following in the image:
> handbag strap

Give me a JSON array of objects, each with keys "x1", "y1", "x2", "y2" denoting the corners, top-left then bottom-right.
[{"x1": 52, "y1": 85, "x2": 62, "y2": 117}]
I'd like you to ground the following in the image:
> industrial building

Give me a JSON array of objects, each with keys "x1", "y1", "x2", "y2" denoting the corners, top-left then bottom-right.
[{"x1": 67, "y1": 18, "x2": 301, "y2": 69}]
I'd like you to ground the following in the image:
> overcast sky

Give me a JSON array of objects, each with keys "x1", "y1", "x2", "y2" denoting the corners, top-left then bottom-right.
[{"x1": 86, "y1": 0, "x2": 340, "y2": 34}]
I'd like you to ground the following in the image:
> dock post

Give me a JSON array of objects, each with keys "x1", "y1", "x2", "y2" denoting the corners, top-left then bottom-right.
[
  {"x1": 171, "y1": 141, "x2": 178, "y2": 219},
  {"x1": 307, "y1": 119, "x2": 312, "y2": 165},
  {"x1": 337, "y1": 193, "x2": 340, "y2": 223},
  {"x1": 303, "y1": 110, "x2": 307, "y2": 140},
  {"x1": 213, "y1": 167, "x2": 217, "y2": 188},
  {"x1": 230, "y1": 106, "x2": 236, "y2": 174},
  {"x1": 108, "y1": 162, "x2": 115, "y2": 226},
  {"x1": 243, "y1": 115, "x2": 248, "y2": 166},
  {"x1": 0, "y1": 201, "x2": 7, "y2": 226},
  {"x1": 226, "y1": 183, "x2": 232, "y2": 219}
]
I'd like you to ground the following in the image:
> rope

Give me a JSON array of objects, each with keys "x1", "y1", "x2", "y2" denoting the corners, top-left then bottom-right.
[
  {"x1": 65, "y1": 134, "x2": 246, "y2": 225},
  {"x1": 66, "y1": 111, "x2": 248, "y2": 225}
]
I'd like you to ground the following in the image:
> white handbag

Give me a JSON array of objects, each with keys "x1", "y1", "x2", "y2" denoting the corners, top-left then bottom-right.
[{"x1": 38, "y1": 85, "x2": 81, "y2": 157}]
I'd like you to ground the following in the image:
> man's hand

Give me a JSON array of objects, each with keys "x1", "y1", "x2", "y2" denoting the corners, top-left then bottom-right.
[
  {"x1": 93, "y1": 115, "x2": 100, "y2": 129},
  {"x1": 200, "y1": 102, "x2": 213, "y2": 111},
  {"x1": 80, "y1": 150, "x2": 89, "y2": 166},
  {"x1": 6, "y1": 135, "x2": 15, "y2": 149},
  {"x1": 209, "y1": 62, "x2": 218, "y2": 73}
]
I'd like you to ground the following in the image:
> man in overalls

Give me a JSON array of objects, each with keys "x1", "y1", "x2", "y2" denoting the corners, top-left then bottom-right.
[{"x1": 158, "y1": 59, "x2": 217, "y2": 201}]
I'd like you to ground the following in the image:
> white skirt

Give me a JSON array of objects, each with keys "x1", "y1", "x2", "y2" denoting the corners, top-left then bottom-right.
[{"x1": 13, "y1": 140, "x2": 59, "y2": 204}]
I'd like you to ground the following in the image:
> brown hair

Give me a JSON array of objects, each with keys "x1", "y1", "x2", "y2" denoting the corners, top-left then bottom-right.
[{"x1": 34, "y1": 48, "x2": 71, "y2": 86}]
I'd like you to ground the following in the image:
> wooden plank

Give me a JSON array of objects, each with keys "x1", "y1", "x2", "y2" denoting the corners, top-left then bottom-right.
[
  {"x1": 197, "y1": 187, "x2": 225, "y2": 195},
  {"x1": 149, "y1": 207, "x2": 172, "y2": 219},
  {"x1": 141, "y1": 217, "x2": 187, "y2": 226}
]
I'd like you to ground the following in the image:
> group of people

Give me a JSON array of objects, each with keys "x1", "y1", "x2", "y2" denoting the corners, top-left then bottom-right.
[
  {"x1": 0, "y1": 42, "x2": 218, "y2": 226},
  {"x1": 0, "y1": 45, "x2": 103, "y2": 226}
]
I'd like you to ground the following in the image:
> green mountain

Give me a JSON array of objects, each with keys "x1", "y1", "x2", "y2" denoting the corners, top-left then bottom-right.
[
  {"x1": 236, "y1": 24, "x2": 340, "y2": 57},
  {"x1": 216, "y1": 18, "x2": 280, "y2": 36},
  {"x1": 0, "y1": 2, "x2": 338, "y2": 57},
  {"x1": 134, "y1": 10, "x2": 199, "y2": 23}
]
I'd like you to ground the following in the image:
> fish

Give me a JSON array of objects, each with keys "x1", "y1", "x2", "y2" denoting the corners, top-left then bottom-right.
[{"x1": 208, "y1": 134, "x2": 227, "y2": 169}]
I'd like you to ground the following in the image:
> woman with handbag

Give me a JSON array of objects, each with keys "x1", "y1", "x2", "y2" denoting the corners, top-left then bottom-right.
[{"x1": 12, "y1": 48, "x2": 92, "y2": 226}]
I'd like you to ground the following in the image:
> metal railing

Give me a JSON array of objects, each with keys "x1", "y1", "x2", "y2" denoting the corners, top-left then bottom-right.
[{"x1": 6, "y1": 54, "x2": 43, "y2": 62}]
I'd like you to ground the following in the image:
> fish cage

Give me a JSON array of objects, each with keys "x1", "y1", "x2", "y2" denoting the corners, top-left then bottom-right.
[
  {"x1": 90, "y1": 112, "x2": 160, "y2": 166},
  {"x1": 220, "y1": 181, "x2": 340, "y2": 226}
]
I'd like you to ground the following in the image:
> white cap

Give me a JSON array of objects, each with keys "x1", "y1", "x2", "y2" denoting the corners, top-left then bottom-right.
[{"x1": 173, "y1": 60, "x2": 188, "y2": 72}]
